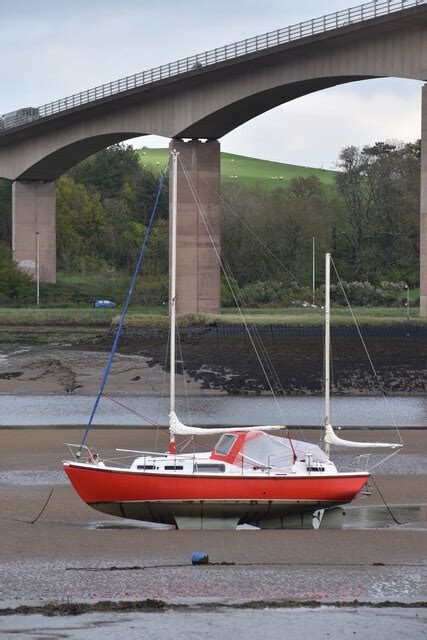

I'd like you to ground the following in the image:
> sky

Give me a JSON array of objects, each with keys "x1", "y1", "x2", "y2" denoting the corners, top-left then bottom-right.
[{"x1": 0, "y1": 0, "x2": 422, "y2": 169}]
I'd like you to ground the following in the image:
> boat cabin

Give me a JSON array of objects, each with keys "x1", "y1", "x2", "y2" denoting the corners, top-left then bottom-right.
[{"x1": 129, "y1": 430, "x2": 332, "y2": 475}]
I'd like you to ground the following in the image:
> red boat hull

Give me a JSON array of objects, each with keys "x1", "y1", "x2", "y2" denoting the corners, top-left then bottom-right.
[{"x1": 64, "y1": 462, "x2": 368, "y2": 526}]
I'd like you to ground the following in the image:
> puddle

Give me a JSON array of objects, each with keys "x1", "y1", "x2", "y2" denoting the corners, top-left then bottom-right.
[
  {"x1": 343, "y1": 504, "x2": 427, "y2": 530},
  {"x1": 89, "y1": 520, "x2": 174, "y2": 531}
]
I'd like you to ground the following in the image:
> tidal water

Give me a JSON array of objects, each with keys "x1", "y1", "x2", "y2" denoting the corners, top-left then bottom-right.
[
  {"x1": 0, "y1": 394, "x2": 425, "y2": 428},
  {"x1": 1, "y1": 608, "x2": 426, "y2": 640}
]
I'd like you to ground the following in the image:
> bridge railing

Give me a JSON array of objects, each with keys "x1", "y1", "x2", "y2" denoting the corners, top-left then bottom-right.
[{"x1": 1, "y1": 0, "x2": 424, "y2": 131}]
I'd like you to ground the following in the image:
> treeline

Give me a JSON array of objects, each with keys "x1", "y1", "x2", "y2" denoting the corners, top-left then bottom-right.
[
  {"x1": 0, "y1": 140, "x2": 420, "y2": 306},
  {"x1": 222, "y1": 141, "x2": 420, "y2": 295}
]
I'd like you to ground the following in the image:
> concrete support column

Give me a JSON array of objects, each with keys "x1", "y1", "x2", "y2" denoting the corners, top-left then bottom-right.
[
  {"x1": 421, "y1": 85, "x2": 427, "y2": 317},
  {"x1": 169, "y1": 139, "x2": 220, "y2": 315},
  {"x1": 12, "y1": 181, "x2": 56, "y2": 283}
]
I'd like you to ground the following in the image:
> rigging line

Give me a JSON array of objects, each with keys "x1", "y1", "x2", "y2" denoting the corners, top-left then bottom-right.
[
  {"x1": 182, "y1": 164, "x2": 283, "y2": 412},
  {"x1": 176, "y1": 320, "x2": 194, "y2": 428},
  {"x1": 368, "y1": 449, "x2": 401, "y2": 472},
  {"x1": 156, "y1": 328, "x2": 170, "y2": 452},
  {"x1": 195, "y1": 169, "x2": 313, "y2": 297},
  {"x1": 178, "y1": 157, "x2": 291, "y2": 440},
  {"x1": 78, "y1": 167, "x2": 168, "y2": 452},
  {"x1": 177, "y1": 158, "x2": 286, "y2": 395},
  {"x1": 370, "y1": 475, "x2": 407, "y2": 526},
  {"x1": 178, "y1": 157, "x2": 305, "y2": 441},
  {"x1": 212, "y1": 233, "x2": 294, "y2": 439},
  {"x1": 179, "y1": 158, "x2": 280, "y2": 401},
  {"x1": 218, "y1": 254, "x2": 307, "y2": 443},
  {"x1": 219, "y1": 248, "x2": 285, "y2": 396},
  {"x1": 330, "y1": 257, "x2": 403, "y2": 444},
  {"x1": 101, "y1": 393, "x2": 160, "y2": 426},
  {"x1": 198, "y1": 197, "x2": 302, "y2": 438}
]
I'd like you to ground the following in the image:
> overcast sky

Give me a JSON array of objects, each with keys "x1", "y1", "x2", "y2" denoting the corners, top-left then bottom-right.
[{"x1": 0, "y1": 0, "x2": 422, "y2": 168}]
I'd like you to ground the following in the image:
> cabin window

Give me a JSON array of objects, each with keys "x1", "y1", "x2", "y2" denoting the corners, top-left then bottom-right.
[
  {"x1": 164, "y1": 465, "x2": 184, "y2": 470},
  {"x1": 195, "y1": 464, "x2": 226, "y2": 473},
  {"x1": 214, "y1": 434, "x2": 237, "y2": 456},
  {"x1": 137, "y1": 465, "x2": 156, "y2": 470}
]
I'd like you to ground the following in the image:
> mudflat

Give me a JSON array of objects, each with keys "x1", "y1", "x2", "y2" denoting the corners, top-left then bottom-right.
[{"x1": 0, "y1": 428, "x2": 425, "y2": 606}]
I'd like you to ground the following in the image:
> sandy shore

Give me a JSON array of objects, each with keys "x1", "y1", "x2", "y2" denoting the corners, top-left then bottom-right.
[{"x1": 0, "y1": 428, "x2": 426, "y2": 606}]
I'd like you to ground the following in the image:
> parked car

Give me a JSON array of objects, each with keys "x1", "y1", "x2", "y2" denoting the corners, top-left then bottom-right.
[{"x1": 91, "y1": 299, "x2": 117, "y2": 308}]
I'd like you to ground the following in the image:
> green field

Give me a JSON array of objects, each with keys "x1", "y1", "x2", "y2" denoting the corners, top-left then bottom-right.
[
  {"x1": 137, "y1": 148, "x2": 337, "y2": 191},
  {"x1": 0, "y1": 306, "x2": 421, "y2": 328}
]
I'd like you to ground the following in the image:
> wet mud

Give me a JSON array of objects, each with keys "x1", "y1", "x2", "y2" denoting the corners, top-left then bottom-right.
[{"x1": 119, "y1": 324, "x2": 427, "y2": 395}]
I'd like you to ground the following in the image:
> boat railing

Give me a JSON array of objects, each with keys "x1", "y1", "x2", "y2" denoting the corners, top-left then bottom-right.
[
  {"x1": 115, "y1": 448, "x2": 168, "y2": 457},
  {"x1": 66, "y1": 443, "x2": 293, "y2": 474},
  {"x1": 64, "y1": 443, "x2": 97, "y2": 463},
  {"x1": 356, "y1": 453, "x2": 372, "y2": 471}
]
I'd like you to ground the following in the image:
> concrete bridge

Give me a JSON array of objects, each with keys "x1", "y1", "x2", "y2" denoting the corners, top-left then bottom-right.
[{"x1": 0, "y1": 0, "x2": 426, "y2": 314}]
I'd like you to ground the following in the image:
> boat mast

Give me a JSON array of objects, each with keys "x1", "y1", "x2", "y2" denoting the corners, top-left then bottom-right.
[
  {"x1": 324, "y1": 252, "x2": 331, "y2": 458},
  {"x1": 312, "y1": 236, "x2": 315, "y2": 306},
  {"x1": 169, "y1": 149, "x2": 178, "y2": 455}
]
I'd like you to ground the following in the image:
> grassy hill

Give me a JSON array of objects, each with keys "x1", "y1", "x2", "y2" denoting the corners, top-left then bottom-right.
[{"x1": 136, "y1": 148, "x2": 337, "y2": 191}]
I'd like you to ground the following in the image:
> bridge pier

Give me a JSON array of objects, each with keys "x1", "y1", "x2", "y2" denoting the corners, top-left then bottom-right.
[
  {"x1": 12, "y1": 181, "x2": 56, "y2": 283},
  {"x1": 421, "y1": 85, "x2": 427, "y2": 317},
  {"x1": 169, "y1": 139, "x2": 220, "y2": 315}
]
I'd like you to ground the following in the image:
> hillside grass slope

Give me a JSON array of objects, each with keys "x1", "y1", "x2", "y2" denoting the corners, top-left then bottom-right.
[{"x1": 136, "y1": 148, "x2": 337, "y2": 190}]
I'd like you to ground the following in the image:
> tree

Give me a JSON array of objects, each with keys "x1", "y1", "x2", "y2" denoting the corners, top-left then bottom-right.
[
  {"x1": 69, "y1": 143, "x2": 168, "y2": 222},
  {"x1": 0, "y1": 242, "x2": 34, "y2": 303},
  {"x1": 221, "y1": 176, "x2": 333, "y2": 290},
  {"x1": 0, "y1": 179, "x2": 11, "y2": 244},
  {"x1": 335, "y1": 141, "x2": 420, "y2": 284},
  {"x1": 56, "y1": 175, "x2": 106, "y2": 274}
]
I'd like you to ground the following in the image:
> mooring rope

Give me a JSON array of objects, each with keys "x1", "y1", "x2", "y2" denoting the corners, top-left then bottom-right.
[{"x1": 370, "y1": 475, "x2": 407, "y2": 526}]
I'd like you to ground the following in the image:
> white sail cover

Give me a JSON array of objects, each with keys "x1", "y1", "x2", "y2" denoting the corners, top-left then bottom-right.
[
  {"x1": 324, "y1": 424, "x2": 402, "y2": 449},
  {"x1": 169, "y1": 411, "x2": 283, "y2": 436}
]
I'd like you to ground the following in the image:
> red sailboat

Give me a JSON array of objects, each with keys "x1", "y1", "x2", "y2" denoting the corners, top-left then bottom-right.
[{"x1": 63, "y1": 151, "x2": 401, "y2": 530}]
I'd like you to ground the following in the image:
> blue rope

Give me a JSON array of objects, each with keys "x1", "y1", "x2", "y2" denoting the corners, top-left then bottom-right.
[{"x1": 78, "y1": 167, "x2": 168, "y2": 452}]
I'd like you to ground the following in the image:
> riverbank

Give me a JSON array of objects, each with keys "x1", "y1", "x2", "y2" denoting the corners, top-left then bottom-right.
[{"x1": 0, "y1": 319, "x2": 425, "y2": 395}]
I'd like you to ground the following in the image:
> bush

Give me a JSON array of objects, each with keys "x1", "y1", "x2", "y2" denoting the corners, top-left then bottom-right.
[
  {"x1": 330, "y1": 280, "x2": 401, "y2": 307},
  {"x1": 0, "y1": 242, "x2": 35, "y2": 304},
  {"x1": 240, "y1": 280, "x2": 286, "y2": 306},
  {"x1": 220, "y1": 279, "x2": 237, "y2": 308}
]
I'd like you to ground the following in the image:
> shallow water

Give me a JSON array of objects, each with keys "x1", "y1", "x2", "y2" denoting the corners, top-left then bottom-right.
[
  {"x1": 1, "y1": 608, "x2": 426, "y2": 640},
  {"x1": 0, "y1": 394, "x2": 425, "y2": 427}
]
